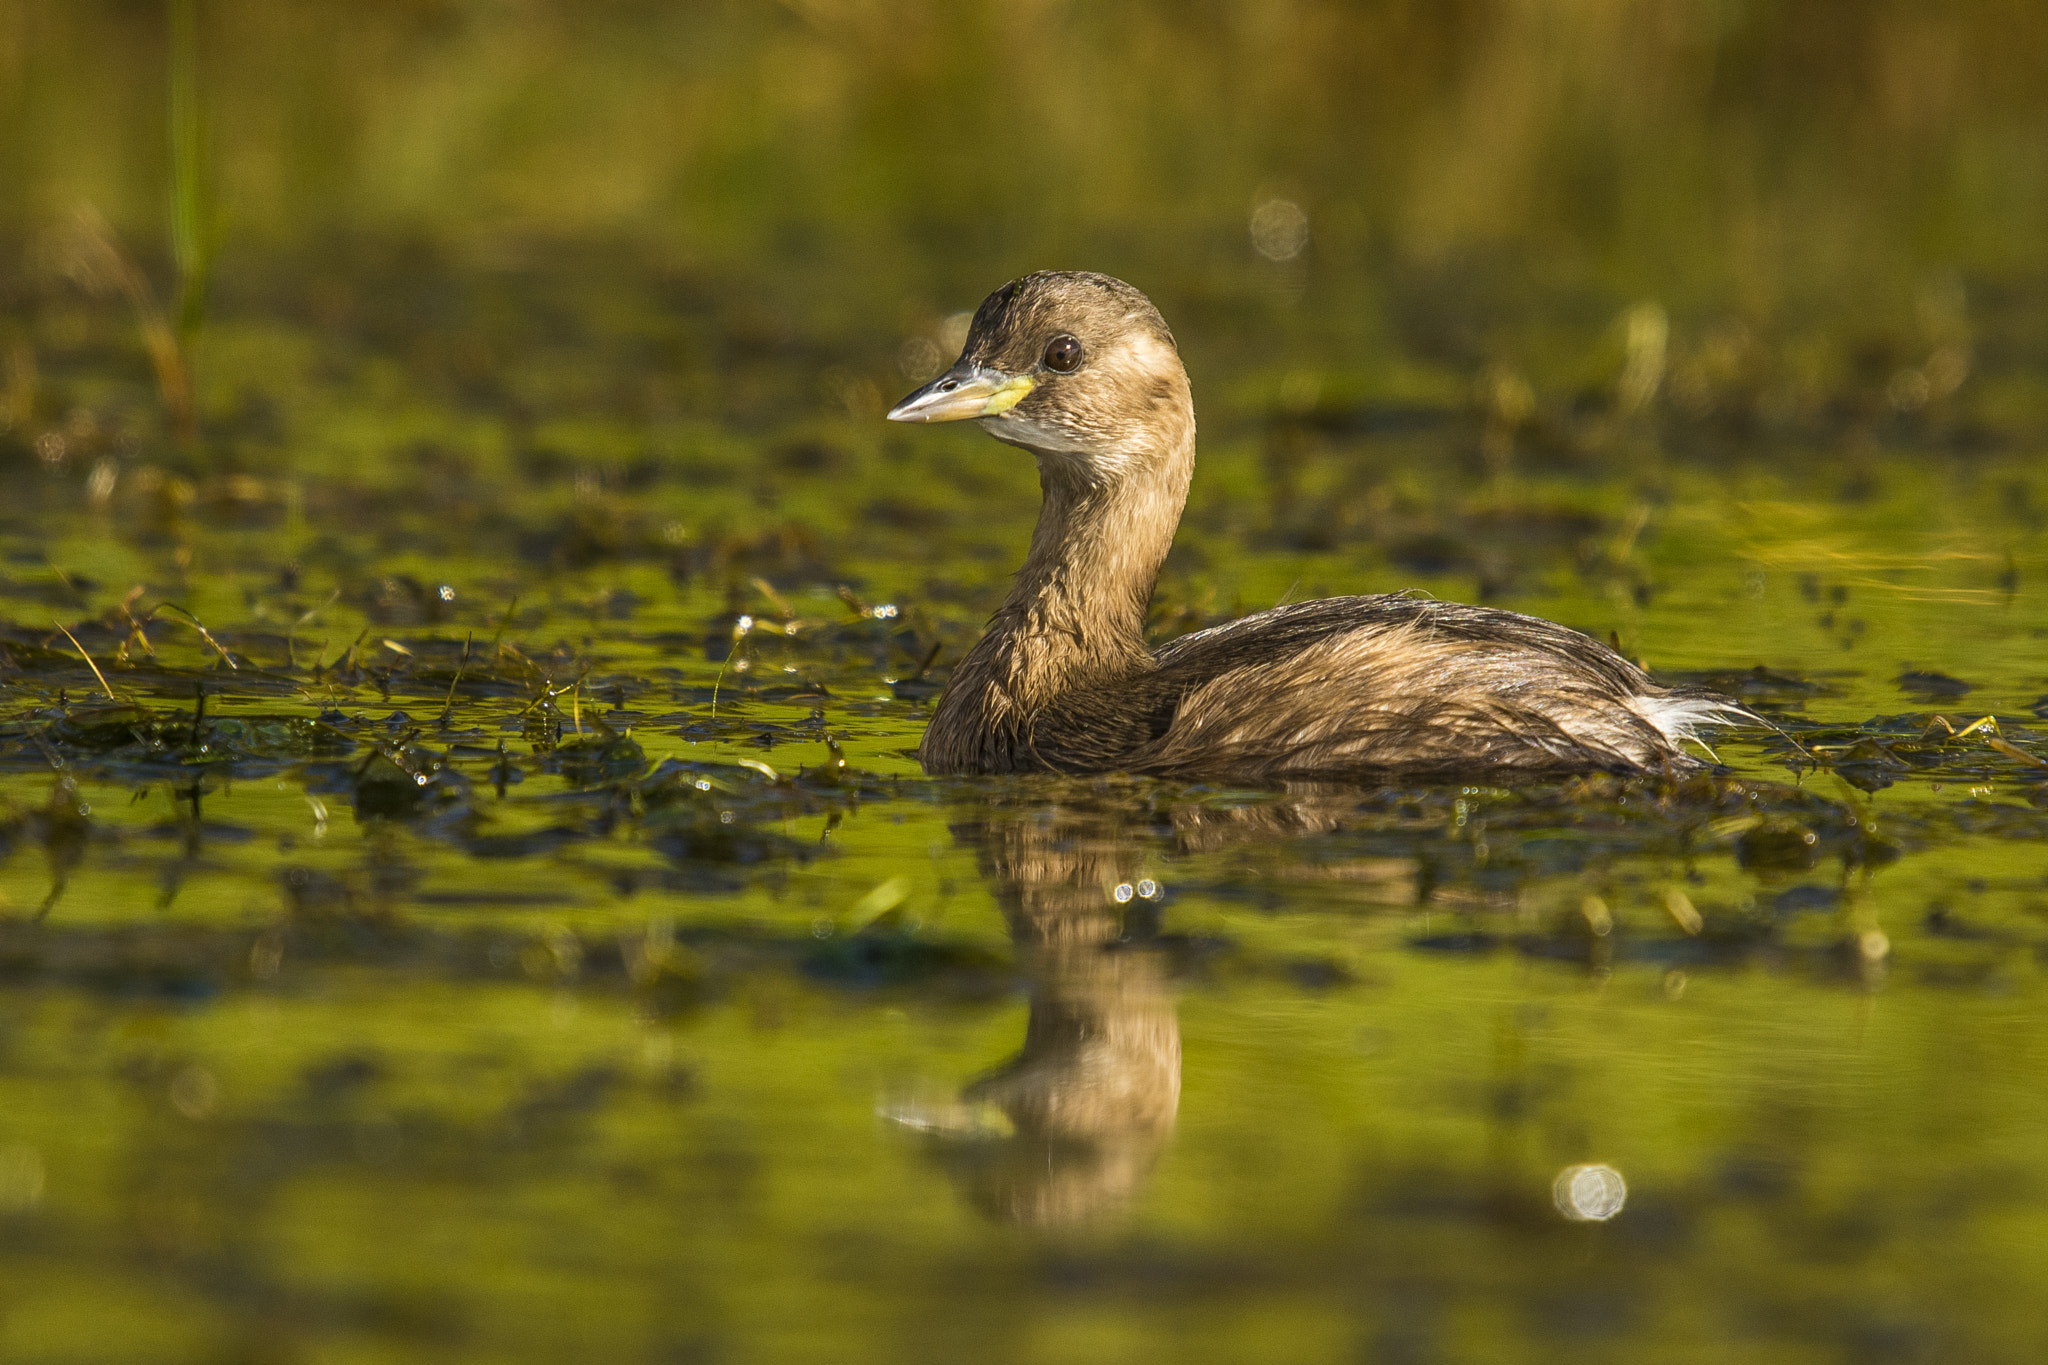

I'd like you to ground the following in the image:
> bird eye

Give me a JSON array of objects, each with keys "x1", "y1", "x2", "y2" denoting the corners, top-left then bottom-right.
[{"x1": 1042, "y1": 334, "x2": 1083, "y2": 373}]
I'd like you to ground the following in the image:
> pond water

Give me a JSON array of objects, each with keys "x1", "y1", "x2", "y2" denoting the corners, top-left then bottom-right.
[{"x1": 4, "y1": 5, "x2": 2048, "y2": 1363}]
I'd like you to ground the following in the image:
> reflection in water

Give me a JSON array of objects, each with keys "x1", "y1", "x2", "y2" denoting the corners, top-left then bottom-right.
[
  {"x1": 1552, "y1": 1163, "x2": 1628, "y2": 1222},
  {"x1": 910, "y1": 803, "x2": 1183, "y2": 1227},
  {"x1": 0, "y1": 1145, "x2": 46, "y2": 1212},
  {"x1": 905, "y1": 788, "x2": 1429, "y2": 1226},
  {"x1": 902, "y1": 787, "x2": 1670, "y2": 1231}
]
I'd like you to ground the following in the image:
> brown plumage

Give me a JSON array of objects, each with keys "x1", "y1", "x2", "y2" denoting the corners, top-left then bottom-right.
[{"x1": 888, "y1": 271, "x2": 1748, "y2": 782}]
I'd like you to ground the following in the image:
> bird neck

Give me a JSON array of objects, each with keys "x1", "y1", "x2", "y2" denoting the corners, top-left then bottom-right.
[{"x1": 986, "y1": 422, "x2": 1196, "y2": 694}]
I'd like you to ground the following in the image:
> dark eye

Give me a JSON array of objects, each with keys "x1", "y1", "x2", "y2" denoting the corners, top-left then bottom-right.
[{"x1": 1042, "y1": 334, "x2": 1083, "y2": 373}]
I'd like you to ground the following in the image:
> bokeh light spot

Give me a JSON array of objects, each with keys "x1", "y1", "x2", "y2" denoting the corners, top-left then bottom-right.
[
  {"x1": 1553, "y1": 1163, "x2": 1627, "y2": 1222},
  {"x1": 1250, "y1": 198, "x2": 1310, "y2": 261}
]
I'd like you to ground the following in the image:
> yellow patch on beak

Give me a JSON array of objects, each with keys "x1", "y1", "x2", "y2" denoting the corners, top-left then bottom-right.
[{"x1": 980, "y1": 374, "x2": 1035, "y2": 416}]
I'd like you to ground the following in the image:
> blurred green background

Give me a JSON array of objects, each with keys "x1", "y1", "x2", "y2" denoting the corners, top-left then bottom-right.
[
  {"x1": 7, "y1": 0, "x2": 2048, "y2": 455},
  {"x1": 13, "y1": 0, "x2": 2048, "y2": 299},
  {"x1": 7, "y1": 0, "x2": 2048, "y2": 620}
]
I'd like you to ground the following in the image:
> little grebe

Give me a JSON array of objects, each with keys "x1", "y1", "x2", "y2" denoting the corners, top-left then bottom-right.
[{"x1": 888, "y1": 271, "x2": 1747, "y2": 781}]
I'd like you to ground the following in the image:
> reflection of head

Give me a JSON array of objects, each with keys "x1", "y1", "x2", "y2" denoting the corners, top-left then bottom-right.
[
  {"x1": 967, "y1": 961, "x2": 1181, "y2": 1140},
  {"x1": 956, "y1": 952, "x2": 1181, "y2": 1226},
  {"x1": 943, "y1": 1132, "x2": 1166, "y2": 1229}
]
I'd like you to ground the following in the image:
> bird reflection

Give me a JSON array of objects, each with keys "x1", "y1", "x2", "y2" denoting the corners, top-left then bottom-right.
[
  {"x1": 918, "y1": 800, "x2": 1181, "y2": 1227},
  {"x1": 911, "y1": 786, "x2": 1385, "y2": 1227}
]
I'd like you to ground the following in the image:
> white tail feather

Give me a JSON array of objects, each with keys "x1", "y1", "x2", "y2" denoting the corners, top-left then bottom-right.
[{"x1": 1626, "y1": 694, "x2": 1753, "y2": 746}]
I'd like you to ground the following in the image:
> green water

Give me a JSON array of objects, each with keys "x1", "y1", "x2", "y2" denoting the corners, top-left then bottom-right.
[{"x1": 4, "y1": 3, "x2": 2048, "y2": 1361}]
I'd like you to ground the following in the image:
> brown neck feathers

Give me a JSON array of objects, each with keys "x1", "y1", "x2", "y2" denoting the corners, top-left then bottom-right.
[{"x1": 918, "y1": 392, "x2": 1196, "y2": 772}]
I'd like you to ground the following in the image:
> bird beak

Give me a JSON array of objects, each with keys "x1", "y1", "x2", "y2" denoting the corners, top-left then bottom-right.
[{"x1": 886, "y1": 361, "x2": 1035, "y2": 423}]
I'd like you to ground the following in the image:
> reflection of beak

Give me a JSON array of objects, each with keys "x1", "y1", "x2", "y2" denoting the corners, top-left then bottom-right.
[{"x1": 887, "y1": 361, "x2": 1035, "y2": 422}]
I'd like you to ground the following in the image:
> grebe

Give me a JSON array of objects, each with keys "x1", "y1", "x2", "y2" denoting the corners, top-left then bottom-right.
[{"x1": 887, "y1": 271, "x2": 1747, "y2": 782}]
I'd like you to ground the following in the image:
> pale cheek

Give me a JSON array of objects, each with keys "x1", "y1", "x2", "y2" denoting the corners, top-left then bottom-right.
[{"x1": 981, "y1": 412, "x2": 1094, "y2": 456}]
